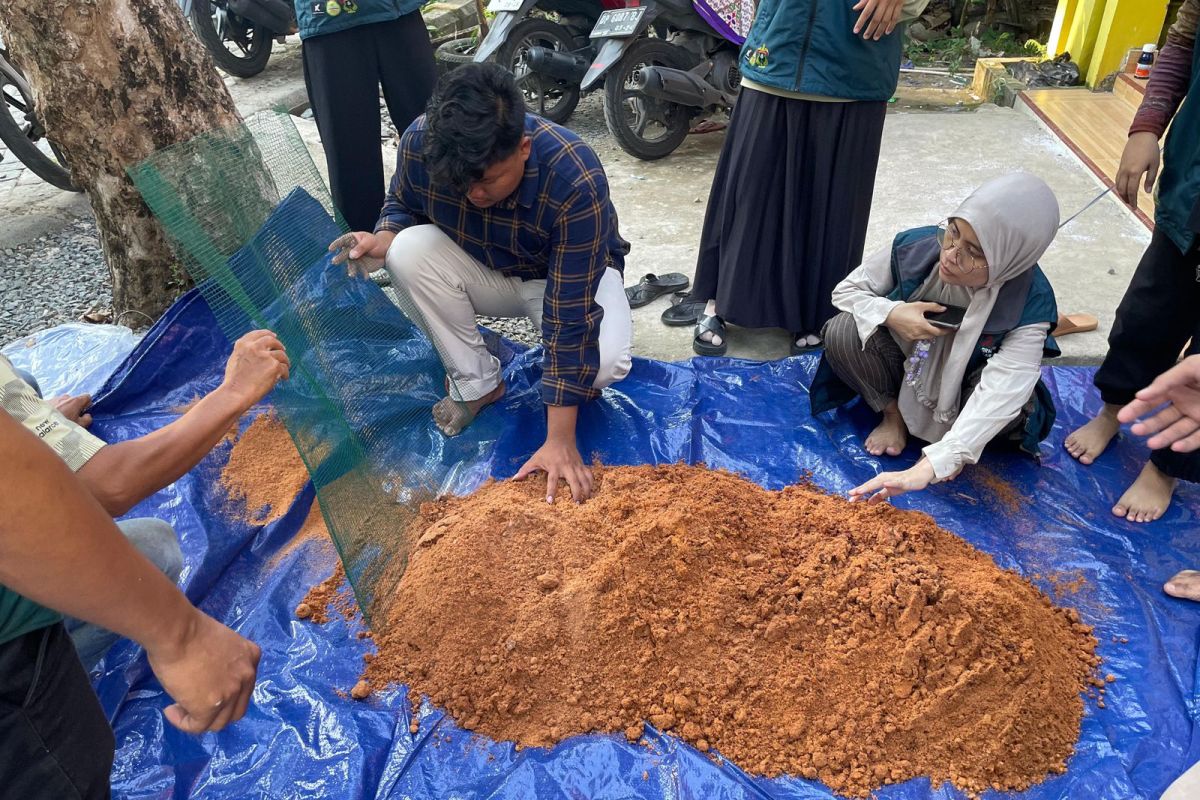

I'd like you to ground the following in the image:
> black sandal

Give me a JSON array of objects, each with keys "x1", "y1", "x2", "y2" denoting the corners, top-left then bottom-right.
[
  {"x1": 662, "y1": 292, "x2": 707, "y2": 326},
  {"x1": 625, "y1": 273, "x2": 691, "y2": 309},
  {"x1": 693, "y1": 314, "x2": 727, "y2": 356},
  {"x1": 790, "y1": 333, "x2": 824, "y2": 356}
]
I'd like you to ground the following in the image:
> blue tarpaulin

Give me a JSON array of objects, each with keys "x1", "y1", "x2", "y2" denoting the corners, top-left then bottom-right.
[{"x1": 7, "y1": 281, "x2": 1199, "y2": 799}]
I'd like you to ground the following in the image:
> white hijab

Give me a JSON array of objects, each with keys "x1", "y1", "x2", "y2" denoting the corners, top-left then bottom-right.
[{"x1": 900, "y1": 173, "x2": 1060, "y2": 442}]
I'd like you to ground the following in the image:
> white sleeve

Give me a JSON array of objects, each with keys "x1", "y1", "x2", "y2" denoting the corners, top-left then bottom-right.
[
  {"x1": 831, "y1": 244, "x2": 904, "y2": 348},
  {"x1": 899, "y1": 0, "x2": 932, "y2": 23},
  {"x1": 922, "y1": 322, "x2": 1050, "y2": 480}
]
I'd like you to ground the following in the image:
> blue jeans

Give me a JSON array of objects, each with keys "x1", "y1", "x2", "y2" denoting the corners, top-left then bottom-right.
[
  {"x1": 12, "y1": 366, "x2": 40, "y2": 396},
  {"x1": 65, "y1": 518, "x2": 184, "y2": 671},
  {"x1": 0, "y1": 623, "x2": 114, "y2": 798}
]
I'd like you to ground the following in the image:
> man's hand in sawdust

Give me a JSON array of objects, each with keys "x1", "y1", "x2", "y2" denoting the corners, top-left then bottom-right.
[
  {"x1": 1119, "y1": 354, "x2": 1200, "y2": 452},
  {"x1": 852, "y1": 0, "x2": 904, "y2": 39},
  {"x1": 514, "y1": 405, "x2": 593, "y2": 503},
  {"x1": 147, "y1": 608, "x2": 261, "y2": 734},
  {"x1": 515, "y1": 440, "x2": 593, "y2": 503},
  {"x1": 221, "y1": 331, "x2": 291, "y2": 409},
  {"x1": 1115, "y1": 132, "x2": 1160, "y2": 206},
  {"x1": 849, "y1": 458, "x2": 937, "y2": 504},
  {"x1": 329, "y1": 231, "x2": 386, "y2": 279}
]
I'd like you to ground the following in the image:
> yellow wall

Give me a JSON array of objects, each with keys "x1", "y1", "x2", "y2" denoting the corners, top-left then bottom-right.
[{"x1": 1049, "y1": 0, "x2": 1169, "y2": 86}]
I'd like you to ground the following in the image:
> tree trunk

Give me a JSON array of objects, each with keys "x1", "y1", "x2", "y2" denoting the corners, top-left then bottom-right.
[{"x1": 0, "y1": 0, "x2": 241, "y2": 325}]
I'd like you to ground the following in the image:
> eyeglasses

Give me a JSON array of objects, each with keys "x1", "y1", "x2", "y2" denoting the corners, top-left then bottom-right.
[{"x1": 936, "y1": 219, "x2": 989, "y2": 273}]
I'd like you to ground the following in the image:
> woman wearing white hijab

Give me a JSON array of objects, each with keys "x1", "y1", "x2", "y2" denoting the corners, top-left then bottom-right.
[{"x1": 807, "y1": 173, "x2": 1062, "y2": 502}]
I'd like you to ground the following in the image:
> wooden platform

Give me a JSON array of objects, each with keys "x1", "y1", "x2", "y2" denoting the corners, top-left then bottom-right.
[{"x1": 1018, "y1": 74, "x2": 1155, "y2": 227}]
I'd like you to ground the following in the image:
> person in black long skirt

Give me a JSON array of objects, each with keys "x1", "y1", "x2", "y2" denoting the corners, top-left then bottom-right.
[
  {"x1": 666, "y1": 0, "x2": 922, "y2": 356},
  {"x1": 294, "y1": 0, "x2": 437, "y2": 232}
]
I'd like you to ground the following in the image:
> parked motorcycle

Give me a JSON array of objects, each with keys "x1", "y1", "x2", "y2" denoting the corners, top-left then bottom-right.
[
  {"x1": 474, "y1": 0, "x2": 617, "y2": 123},
  {"x1": 0, "y1": 45, "x2": 77, "y2": 191},
  {"x1": 581, "y1": 0, "x2": 748, "y2": 160},
  {"x1": 181, "y1": 0, "x2": 296, "y2": 79}
]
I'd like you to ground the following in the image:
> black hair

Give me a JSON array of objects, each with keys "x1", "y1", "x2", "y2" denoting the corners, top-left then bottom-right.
[{"x1": 422, "y1": 63, "x2": 527, "y2": 192}]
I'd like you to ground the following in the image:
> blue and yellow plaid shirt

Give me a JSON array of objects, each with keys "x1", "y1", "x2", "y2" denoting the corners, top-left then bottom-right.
[{"x1": 376, "y1": 114, "x2": 629, "y2": 406}]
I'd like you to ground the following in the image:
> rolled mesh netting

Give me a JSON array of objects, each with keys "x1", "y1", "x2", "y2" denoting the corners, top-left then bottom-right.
[{"x1": 129, "y1": 111, "x2": 472, "y2": 623}]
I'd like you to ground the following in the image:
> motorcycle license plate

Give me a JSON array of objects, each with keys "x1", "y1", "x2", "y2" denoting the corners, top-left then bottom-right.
[
  {"x1": 486, "y1": 0, "x2": 524, "y2": 12},
  {"x1": 591, "y1": 7, "x2": 647, "y2": 38}
]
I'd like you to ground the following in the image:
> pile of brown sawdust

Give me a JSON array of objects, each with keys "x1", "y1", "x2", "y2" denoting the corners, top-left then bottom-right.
[
  {"x1": 332, "y1": 464, "x2": 1098, "y2": 797},
  {"x1": 268, "y1": 500, "x2": 335, "y2": 571},
  {"x1": 298, "y1": 562, "x2": 357, "y2": 626},
  {"x1": 218, "y1": 411, "x2": 309, "y2": 524}
]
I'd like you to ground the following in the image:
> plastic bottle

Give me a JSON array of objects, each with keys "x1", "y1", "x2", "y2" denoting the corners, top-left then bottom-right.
[{"x1": 1135, "y1": 44, "x2": 1156, "y2": 79}]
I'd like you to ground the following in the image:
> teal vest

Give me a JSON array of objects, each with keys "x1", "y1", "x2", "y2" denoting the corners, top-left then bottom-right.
[
  {"x1": 810, "y1": 227, "x2": 1061, "y2": 459},
  {"x1": 294, "y1": 0, "x2": 421, "y2": 40},
  {"x1": 739, "y1": 0, "x2": 903, "y2": 101},
  {"x1": 1156, "y1": 34, "x2": 1200, "y2": 255}
]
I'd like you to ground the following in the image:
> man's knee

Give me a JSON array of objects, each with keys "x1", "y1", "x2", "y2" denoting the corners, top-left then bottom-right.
[
  {"x1": 118, "y1": 518, "x2": 184, "y2": 584},
  {"x1": 594, "y1": 342, "x2": 633, "y2": 390},
  {"x1": 384, "y1": 224, "x2": 452, "y2": 289}
]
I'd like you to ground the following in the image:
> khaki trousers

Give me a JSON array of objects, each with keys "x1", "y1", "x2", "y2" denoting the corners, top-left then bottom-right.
[{"x1": 385, "y1": 224, "x2": 633, "y2": 401}]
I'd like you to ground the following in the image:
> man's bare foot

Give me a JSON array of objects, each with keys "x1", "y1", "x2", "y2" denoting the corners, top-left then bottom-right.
[
  {"x1": 432, "y1": 382, "x2": 505, "y2": 437},
  {"x1": 1065, "y1": 404, "x2": 1121, "y2": 465},
  {"x1": 1113, "y1": 461, "x2": 1177, "y2": 523},
  {"x1": 1165, "y1": 570, "x2": 1200, "y2": 601},
  {"x1": 865, "y1": 409, "x2": 908, "y2": 457}
]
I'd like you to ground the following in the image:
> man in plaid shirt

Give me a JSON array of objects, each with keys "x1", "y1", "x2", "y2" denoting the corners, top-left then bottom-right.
[{"x1": 330, "y1": 63, "x2": 632, "y2": 503}]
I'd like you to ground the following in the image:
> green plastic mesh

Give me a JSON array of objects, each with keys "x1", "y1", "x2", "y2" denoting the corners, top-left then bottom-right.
[{"x1": 129, "y1": 111, "x2": 468, "y2": 623}]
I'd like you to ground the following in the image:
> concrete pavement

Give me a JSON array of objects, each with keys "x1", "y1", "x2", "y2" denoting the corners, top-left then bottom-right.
[{"x1": 1, "y1": 44, "x2": 1152, "y2": 365}]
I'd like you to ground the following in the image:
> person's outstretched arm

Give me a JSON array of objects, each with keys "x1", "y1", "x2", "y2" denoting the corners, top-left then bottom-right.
[
  {"x1": 77, "y1": 330, "x2": 290, "y2": 516},
  {"x1": 1119, "y1": 354, "x2": 1200, "y2": 452},
  {"x1": 0, "y1": 410, "x2": 260, "y2": 732}
]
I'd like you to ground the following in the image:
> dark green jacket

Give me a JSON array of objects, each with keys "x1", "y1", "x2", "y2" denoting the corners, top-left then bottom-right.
[
  {"x1": 295, "y1": 0, "x2": 422, "y2": 40},
  {"x1": 1157, "y1": 33, "x2": 1200, "y2": 255},
  {"x1": 739, "y1": 0, "x2": 904, "y2": 101}
]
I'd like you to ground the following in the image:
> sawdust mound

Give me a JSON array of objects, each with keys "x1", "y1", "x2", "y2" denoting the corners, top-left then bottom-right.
[
  {"x1": 361, "y1": 465, "x2": 1099, "y2": 797},
  {"x1": 219, "y1": 411, "x2": 309, "y2": 524}
]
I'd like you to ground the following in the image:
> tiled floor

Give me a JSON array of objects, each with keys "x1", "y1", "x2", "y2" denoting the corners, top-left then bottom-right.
[{"x1": 1019, "y1": 76, "x2": 1156, "y2": 225}]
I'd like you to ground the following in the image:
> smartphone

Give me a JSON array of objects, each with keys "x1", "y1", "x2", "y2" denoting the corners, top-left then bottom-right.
[{"x1": 925, "y1": 304, "x2": 966, "y2": 330}]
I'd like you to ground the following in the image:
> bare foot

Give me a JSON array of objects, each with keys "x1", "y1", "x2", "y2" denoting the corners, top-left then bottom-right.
[
  {"x1": 1113, "y1": 461, "x2": 1177, "y2": 523},
  {"x1": 1165, "y1": 570, "x2": 1200, "y2": 601},
  {"x1": 1065, "y1": 404, "x2": 1121, "y2": 465},
  {"x1": 865, "y1": 409, "x2": 908, "y2": 457},
  {"x1": 432, "y1": 382, "x2": 505, "y2": 436}
]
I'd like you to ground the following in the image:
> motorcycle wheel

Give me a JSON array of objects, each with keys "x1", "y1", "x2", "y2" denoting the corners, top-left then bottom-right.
[
  {"x1": 435, "y1": 37, "x2": 478, "y2": 80},
  {"x1": 496, "y1": 19, "x2": 580, "y2": 124},
  {"x1": 190, "y1": 0, "x2": 273, "y2": 79},
  {"x1": 602, "y1": 38, "x2": 690, "y2": 161},
  {"x1": 0, "y1": 52, "x2": 79, "y2": 192}
]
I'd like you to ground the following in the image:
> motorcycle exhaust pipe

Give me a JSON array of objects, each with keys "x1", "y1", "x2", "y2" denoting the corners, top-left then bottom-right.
[
  {"x1": 631, "y1": 65, "x2": 727, "y2": 109},
  {"x1": 527, "y1": 47, "x2": 590, "y2": 84},
  {"x1": 227, "y1": 0, "x2": 293, "y2": 34}
]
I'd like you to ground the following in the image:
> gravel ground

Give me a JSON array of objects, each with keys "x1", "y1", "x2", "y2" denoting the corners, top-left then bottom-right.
[
  {"x1": 0, "y1": 90, "x2": 615, "y2": 349},
  {"x1": 0, "y1": 218, "x2": 111, "y2": 347}
]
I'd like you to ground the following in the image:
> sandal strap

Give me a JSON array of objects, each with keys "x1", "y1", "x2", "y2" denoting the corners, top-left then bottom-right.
[{"x1": 695, "y1": 314, "x2": 725, "y2": 337}]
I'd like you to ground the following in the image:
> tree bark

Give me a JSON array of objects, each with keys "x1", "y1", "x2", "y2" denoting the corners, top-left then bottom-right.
[{"x1": 0, "y1": 0, "x2": 241, "y2": 325}]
